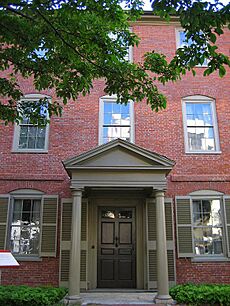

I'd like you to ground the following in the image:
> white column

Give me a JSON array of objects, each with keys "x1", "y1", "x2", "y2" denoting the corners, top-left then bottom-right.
[
  {"x1": 68, "y1": 189, "x2": 82, "y2": 302},
  {"x1": 155, "y1": 190, "x2": 173, "y2": 304}
]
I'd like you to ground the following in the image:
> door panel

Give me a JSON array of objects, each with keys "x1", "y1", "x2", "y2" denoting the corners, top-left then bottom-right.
[
  {"x1": 98, "y1": 207, "x2": 136, "y2": 288},
  {"x1": 101, "y1": 222, "x2": 114, "y2": 244}
]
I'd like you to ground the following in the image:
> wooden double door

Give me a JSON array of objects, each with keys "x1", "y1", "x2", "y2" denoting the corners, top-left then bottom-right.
[{"x1": 97, "y1": 207, "x2": 136, "y2": 288}]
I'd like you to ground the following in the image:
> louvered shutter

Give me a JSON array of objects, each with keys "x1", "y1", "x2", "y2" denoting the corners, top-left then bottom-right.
[
  {"x1": 165, "y1": 199, "x2": 176, "y2": 284},
  {"x1": 60, "y1": 198, "x2": 88, "y2": 289},
  {"x1": 146, "y1": 198, "x2": 175, "y2": 289},
  {"x1": 176, "y1": 197, "x2": 194, "y2": 257},
  {"x1": 223, "y1": 196, "x2": 230, "y2": 257},
  {"x1": 60, "y1": 199, "x2": 72, "y2": 287},
  {"x1": 147, "y1": 199, "x2": 157, "y2": 289},
  {"x1": 0, "y1": 196, "x2": 10, "y2": 249},
  {"x1": 40, "y1": 196, "x2": 58, "y2": 257},
  {"x1": 80, "y1": 199, "x2": 88, "y2": 285}
]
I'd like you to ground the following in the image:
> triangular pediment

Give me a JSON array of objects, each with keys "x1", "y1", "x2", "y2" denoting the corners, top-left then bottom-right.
[{"x1": 63, "y1": 139, "x2": 174, "y2": 171}]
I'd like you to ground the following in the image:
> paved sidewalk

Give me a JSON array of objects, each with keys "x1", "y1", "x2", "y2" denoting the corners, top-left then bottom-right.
[{"x1": 80, "y1": 291, "x2": 176, "y2": 305}]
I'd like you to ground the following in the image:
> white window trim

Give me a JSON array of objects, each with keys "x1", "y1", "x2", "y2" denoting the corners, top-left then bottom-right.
[
  {"x1": 175, "y1": 28, "x2": 208, "y2": 68},
  {"x1": 8, "y1": 189, "x2": 44, "y2": 260},
  {"x1": 12, "y1": 94, "x2": 50, "y2": 153},
  {"x1": 98, "y1": 95, "x2": 135, "y2": 145},
  {"x1": 190, "y1": 195, "x2": 228, "y2": 259},
  {"x1": 127, "y1": 27, "x2": 133, "y2": 63},
  {"x1": 182, "y1": 95, "x2": 221, "y2": 154},
  {"x1": 109, "y1": 27, "x2": 133, "y2": 63}
]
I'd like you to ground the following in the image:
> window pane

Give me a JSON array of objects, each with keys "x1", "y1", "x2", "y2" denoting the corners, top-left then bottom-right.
[
  {"x1": 187, "y1": 127, "x2": 215, "y2": 151},
  {"x1": 16, "y1": 97, "x2": 49, "y2": 151},
  {"x1": 121, "y1": 103, "x2": 130, "y2": 114},
  {"x1": 121, "y1": 113, "x2": 130, "y2": 123},
  {"x1": 118, "y1": 210, "x2": 132, "y2": 219},
  {"x1": 10, "y1": 198, "x2": 41, "y2": 256},
  {"x1": 13, "y1": 200, "x2": 22, "y2": 224},
  {"x1": 112, "y1": 113, "x2": 121, "y2": 125},
  {"x1": 121, "y1": 126, "x2": 130, "y2": 139},
  {"x1": 30, "y1": 227, "x2": 40, "y2": 254},
  {"x1": 27, "y1": 126, "x2": 37, "y2": 149},
  {"x1": 104, "y1": 102, "x2": 112, "y2": 113},
  {"x1": 210, "y1": 200, "x2": 222, "y2": 226},
  {"x1": 36, "y1": 127, "x2": 46, "y2": 149},
  {"x1": 102, "y1": 100, "x2": 131, "y2": 143},
  {"x1": 104, "y1": 113, "x2": 112, "y2": 125},
  {"x1": 19, "y1": 126, "x2": 29, "y2": 148},
  {"x1": 112, "y1": 102, "x2": 121, "y2": 113},
  {"x1": 101, "y1": 210, "x2": 115, "y2": 219},
  {"x1": 193, "y1": 199, "x2": 223, "y2": 256},
  {"x1": 185, "y1": 101, "x2": 217, "y2": 151}
]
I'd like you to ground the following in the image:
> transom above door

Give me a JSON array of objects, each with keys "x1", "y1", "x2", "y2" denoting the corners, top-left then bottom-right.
[{"x1": 97, "y1": 207, "x2": 136, "y2": 288}]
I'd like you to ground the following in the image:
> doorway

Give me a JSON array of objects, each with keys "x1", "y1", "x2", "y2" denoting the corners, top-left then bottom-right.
[{"x1": 97, "y1": 207, "x2": 136, "y2": 288}]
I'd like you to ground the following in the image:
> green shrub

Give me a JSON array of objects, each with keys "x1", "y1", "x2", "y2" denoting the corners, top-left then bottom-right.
[
  {"x1": 0, "y1": 285, "x2": 67, "y2": 306},
  {"x1": 169, "y1": 284, "x2": 230, "y2": 306}
]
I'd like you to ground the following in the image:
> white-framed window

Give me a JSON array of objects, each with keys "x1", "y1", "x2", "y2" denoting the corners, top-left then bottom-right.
[
  {"x1": 108, "y1": 28, "x2": 133, "y2": 63},
  {"x1": 176, "y1": 191, "x2": 230, "y2": 260},
  {"x1": 182, "y1": 95, "x2": 220, "y2": 153},
  {"x1": 176, "y1": 28, "x2": 208, "y2": 67},
  {"x1": 192, "y1": 198, "x2": 223, "y2": 256},
  {"x1": 9, "y1": 197, "x2": 41, "y2": 257},
  {"x1": 99, "y1": 96, "x2": 134, "y2": 144},
  {"x1": 13, "y1": 94, "x2": 50, "y2": 152}
]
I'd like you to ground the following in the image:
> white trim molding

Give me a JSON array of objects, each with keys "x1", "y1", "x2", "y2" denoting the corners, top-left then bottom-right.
[
  {"x1": 182, "y1": 95, "x2": 220, "y2": 154},
  {"x1": 12, "y1": 93, "x2": 51, "y2": 153},
  {"x1": 98, "y1": 96, "x2": 135, "y2": 145}
]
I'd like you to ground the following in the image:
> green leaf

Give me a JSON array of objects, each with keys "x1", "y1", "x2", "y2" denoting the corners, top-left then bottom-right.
[
  {"x1": 209, "y1": 33, "x2": 216, "y2": 43},
  {"x1": 219, "y1": 65, "x2": 226, "y2": 77}
]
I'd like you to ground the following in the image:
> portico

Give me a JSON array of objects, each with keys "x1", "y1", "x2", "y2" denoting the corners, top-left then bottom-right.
[{"x1": 62, "y1": 139, "x2": 175, "y2": 304}]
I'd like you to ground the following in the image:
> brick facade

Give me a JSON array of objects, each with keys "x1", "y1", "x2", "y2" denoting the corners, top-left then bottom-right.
[{"x1": 0, "y1": 18, "x2": 229, "y2": 286}]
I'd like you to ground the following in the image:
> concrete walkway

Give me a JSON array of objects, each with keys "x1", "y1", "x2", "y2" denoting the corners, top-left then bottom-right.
[{"x1": 80, "y1": 291, "x2": 176, "y2": 305}]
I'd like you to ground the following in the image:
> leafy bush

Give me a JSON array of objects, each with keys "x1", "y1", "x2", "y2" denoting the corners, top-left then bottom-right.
[
  {"x1": 0, "y1": 285, "x2": 67, "y2": 306},
  {"x1": 170, "y1": 284, "x2": 230, "y2": 306}
]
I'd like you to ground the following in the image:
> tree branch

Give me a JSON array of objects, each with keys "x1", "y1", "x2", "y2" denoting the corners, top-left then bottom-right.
[
  {"x1": 1, "y1": 4, "x2": 34, "y2": 21},
  {"x1": 35, "y1": 8, "x2": 113, "y2": 73}
]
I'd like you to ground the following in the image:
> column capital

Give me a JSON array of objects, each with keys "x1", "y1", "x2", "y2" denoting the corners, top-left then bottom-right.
[
  {"x1": 71, "y1": 188, "x2": 83, "y2": 197},
  {"x1": 155, "y1": 190, "x2": 165, "y2": 198}
]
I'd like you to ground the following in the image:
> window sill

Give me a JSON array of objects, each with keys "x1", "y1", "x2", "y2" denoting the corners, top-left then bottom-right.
[
  {"x1": 11, "y1": 150, "x2": 48, "y2": 154},
  {"x1": 185, "y1": 151, "x2": 222, "y2": 155},
  {"x1": 192, "y1": 256, "x2": 229, "y2": 263},
  {"x1": 14, "y1": 256, "x2": 42, "y2": 262}
]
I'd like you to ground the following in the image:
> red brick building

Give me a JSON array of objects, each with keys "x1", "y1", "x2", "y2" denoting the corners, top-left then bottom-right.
[{"x1": 0, "y1": 14, "x2": 229, "y2": 303}]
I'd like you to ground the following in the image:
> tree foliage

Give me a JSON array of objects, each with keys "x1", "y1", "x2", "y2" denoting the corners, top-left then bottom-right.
[{"x1": 0, "y1": 0, "x2": 229, "y2": 124}]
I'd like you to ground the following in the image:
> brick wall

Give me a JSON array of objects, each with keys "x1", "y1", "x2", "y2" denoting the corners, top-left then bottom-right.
[{"x1": 0, "y1": 21, "x2": 229, "y2": 286}]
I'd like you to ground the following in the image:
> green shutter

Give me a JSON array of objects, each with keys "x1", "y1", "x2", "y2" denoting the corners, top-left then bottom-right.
[
  {"x1": 146, "y1": 198, "x2": 175, "y2": 289},
  {"x1": 224, "y1": 196, "x2": 230, "y2": 257},
  {"x1": 40, "y1": 196, "x2": 58, "y2": 257},
  {"x1": 176, "y1": 197, "x2": 194, "y2": 257},
  {"x1": 0, "y1": 196, "x2": 10, "y2": 249},
  {"x1": 60, "y1": 200, "x2": 72, "y2": 286},
  {"x1": 60, "y1": 198, "x2": 88, "y2": 288},
  {"x1": 149, "y1": 249, "x2": 157, "y2": 282},
  {"x1": 80, "y1": 199, "x2": 88, "y2": 284},
  {"x1": 148, "y1": 200, "x2": 156, "y2": 241},
  {"x1": 61, "y1": 201, "x2": 72, "y2": 242},
  {"x1": 165, "y1": 200, "x2": 173, "y2": 241}
]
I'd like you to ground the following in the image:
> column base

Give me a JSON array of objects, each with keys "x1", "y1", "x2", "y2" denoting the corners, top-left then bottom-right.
[
  {"x1": 154, "y1": 294, "x2": 174, "y2": 305},
  {"x1": 64, "y1": 295, "x2": 82, "y2": 305}
]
